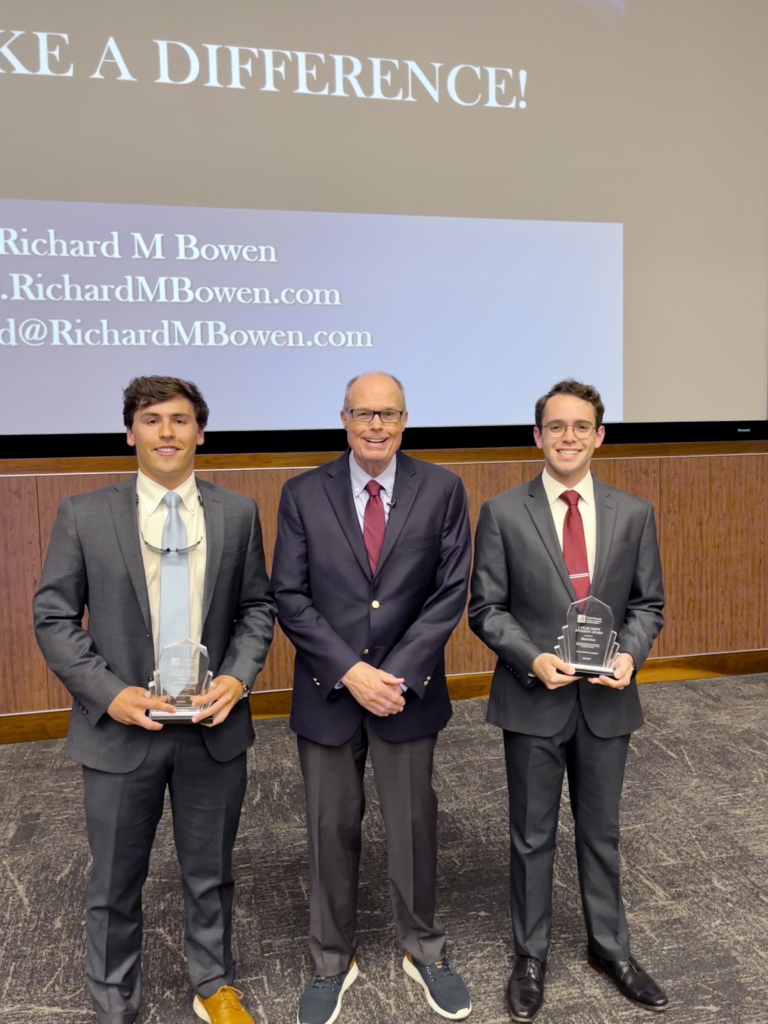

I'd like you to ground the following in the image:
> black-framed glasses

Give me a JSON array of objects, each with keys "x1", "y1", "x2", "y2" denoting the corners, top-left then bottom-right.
[
  {"x1": 542, "y1": 421, "x2": 596, "y2": 439},
  {"x1": 346, "y1": 408, "x2": 405, "y2": 424},
  {"x1": 140, "y1": 529, "x2": 205, "y2": 555}
]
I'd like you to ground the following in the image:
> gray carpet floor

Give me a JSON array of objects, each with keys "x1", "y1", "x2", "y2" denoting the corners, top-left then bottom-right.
[{"x1": 1, "y1": 676, "x2": 767, "y2": 1024}]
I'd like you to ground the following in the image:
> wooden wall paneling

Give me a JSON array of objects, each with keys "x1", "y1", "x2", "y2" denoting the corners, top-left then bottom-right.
[
  {"x1": 591, "y1": 458, "x2": 664, "y2": 659},
  {"x1": 590, "y1": 457, "x2": 661, "y2": 508},
  {"x1": 37, "y1": 473, "x2": 131, "y2": 561},
  {"x1": 448, "y1": 461, "x2": 525, "y2": 531},
  {"x1": 213, "y1": 469, "x2": 307, "y2": 692},
  {"x1": 3, "y1": 439, "x2": 768, "y2": 477},
  {"x1": 658, "y1": 455, "x2": 768, "y2": 657},
  {"x1": 441, "y1": 462, "x2": 526, "y2": 675},
  {"x1": 3, "y1": 443, "x2": 766, "y2": 719},
  {"x1": 212, "y1": 469, "x2": 307, "y2": 572},
  {"x1": 36, "y1": 473, "x2": 131, "y2": 709},
  {"x1": 520, "y1": 459, "x2": 544, "y2": 483},
  {"x1": 0, "y1": 477, "x2": 47, "y2": 714}
]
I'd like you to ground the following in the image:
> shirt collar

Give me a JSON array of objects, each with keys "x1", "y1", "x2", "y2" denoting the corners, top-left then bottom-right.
[
  {"x1": 348, "y1": 449, "x2": 397, "y2": 499},
  {"x1": 136, "y1": 469, "x2": 200, "y2": 515},
  {"x1": 541, "y1": 466, "x2": 594, "y2": 507}
]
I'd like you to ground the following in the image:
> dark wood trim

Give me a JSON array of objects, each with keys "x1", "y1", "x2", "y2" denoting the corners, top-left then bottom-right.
[
  {"x1": 249, "y1": 689, "x2": 293, "y2": 719},
  {"x1": 637, "y1": 649, "x2": 768, "y2": 682},
  {"x1": 3, "y1": 650, "x2": 766, "y2": 745},
  {"x1": 2, "y1": 439, "x2": 768, "y2": 477},
  {"x1": 0, "y1": 709, "x2": 72, "y2": 745}
]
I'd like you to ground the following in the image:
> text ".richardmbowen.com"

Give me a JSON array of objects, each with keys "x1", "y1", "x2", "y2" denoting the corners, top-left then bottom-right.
[{"x1": 2, "y1": 275, "x2": 342, "y2": 306}]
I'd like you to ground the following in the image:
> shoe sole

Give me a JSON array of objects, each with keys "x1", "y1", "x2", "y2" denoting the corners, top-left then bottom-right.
[
  {"x1": 588, "y1": 960, "x2": 670, "y2": 1013},
  {"x1": 296, "y1": 960, "x2": 359, "y2": 1024},
  {"x1": 402, "y1": 956, "x2": 472, "y2": 1020},
  {"x1": 505, "y1": 991, "x2": 543, "y2": 1023},
  {"x1": 506, "y1": 1004, "x2": 542, "y2": 1022},
  {"x1": 193, "y1": 994, "x2": 254, "y2": 1023},
  {"x1": 193, "y1": 996, "x2": 212, "y2": 1023}
]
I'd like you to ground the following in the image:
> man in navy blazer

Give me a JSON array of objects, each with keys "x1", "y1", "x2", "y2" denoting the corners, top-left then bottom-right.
[{"x1": 272, "y1": 372, "x2": 472, "y2": 1024}]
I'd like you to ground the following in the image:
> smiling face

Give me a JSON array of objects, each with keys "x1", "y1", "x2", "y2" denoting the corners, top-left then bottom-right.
[
  {"x1": 533, "y1": 393, "x2": 604, "y2": 486},
  {"x1": 341, "y1": 373, "x2": 408, "y2": 477},
  {"x1": 127, "y1": 396, "x2": 203, "y2": 489}
]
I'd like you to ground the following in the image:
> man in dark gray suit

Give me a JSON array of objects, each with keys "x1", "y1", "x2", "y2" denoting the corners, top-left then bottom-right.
[
  {"x1": 33, "y1": 376, "x2": 275, "y2": 1024},
  {"x1": 272, "y1": 372, "x2": 472, "y2": 1024},
  {"x1": 469, "y1": 380, "x2": 669, "y2": 1021}
]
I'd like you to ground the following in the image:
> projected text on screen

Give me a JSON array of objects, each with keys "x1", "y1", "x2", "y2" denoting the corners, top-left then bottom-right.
[{"x1": 0, "y1": 200, "x2": 623, "y2": 434}]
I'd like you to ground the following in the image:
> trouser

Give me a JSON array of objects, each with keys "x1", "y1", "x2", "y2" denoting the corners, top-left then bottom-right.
[
  {"x1": 297, "y1": 720, "x2": 445, "y2": 976},
  {"x1": 503, "y1": 700, "x2": 631, "y2": 963},
  {"x1": 82, "y1": 726, "x2": 247, "y2": 1024}
]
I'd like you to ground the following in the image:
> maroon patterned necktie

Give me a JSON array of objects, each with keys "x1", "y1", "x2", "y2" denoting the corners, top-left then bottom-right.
[
  {"x1": 559, "y1": 490, "x2": 590, "y2": 601},
  {"x1": 363, "y1": 480, "x2": 386, "y2": 573}
]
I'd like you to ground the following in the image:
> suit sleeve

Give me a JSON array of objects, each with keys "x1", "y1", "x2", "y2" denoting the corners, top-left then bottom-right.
[
  {"x1": 468, "y1": 500, "x2": 542, "y2": 687},
  {"x1": 32, "y1": 498, "x2": 128, "y2": 723},
  {"x1": 379, "y1": 474, "x2": 471, "y2": 698},
  {"x1": 272, "y1": 483, "x2": 361, "y2": 697},
  {"x1": 616, "y1": 503, "x2": 665, "y2": 670},
  {"x1": 218, "y1": 499, "x2": 277, "y2": 690}
]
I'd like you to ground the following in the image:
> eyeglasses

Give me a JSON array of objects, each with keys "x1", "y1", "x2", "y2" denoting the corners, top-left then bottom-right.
[
  {"x1": 542, "y1": 421, "x2": 597, "y2": 439},
  {"x1": 346, "y1": 408, "x2": 405, "y2": 424},
  {"x1": 140, "y1": 529, "x2": 204, "y2": 555}
]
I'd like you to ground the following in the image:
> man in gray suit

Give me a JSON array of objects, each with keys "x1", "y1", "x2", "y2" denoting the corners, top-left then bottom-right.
[
  {"x1": 469, "y1": 379, "x2": 669, "y2": 1021},
  {"x1": 33, "y1": 376, "x2": 275, "y2": 1024}
]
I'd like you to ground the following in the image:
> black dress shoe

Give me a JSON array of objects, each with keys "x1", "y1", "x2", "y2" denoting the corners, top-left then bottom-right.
[
  {"x1": 588, "y1": 950, "x2": 669, "y2": 1012},
  {"x1": 506, "y1": 956, "x2": 546, "y2": 1022}
]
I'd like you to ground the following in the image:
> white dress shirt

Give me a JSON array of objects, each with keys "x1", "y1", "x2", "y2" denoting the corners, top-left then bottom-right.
[
  {"x1": 348, "y1": 449, "x2": 397, "y2": 527},
  {"x1": 541, "y1": 467, "x2": 597, "y2": 580},
  {"x1": 136, "y1": 470, "x2": 207, "y2": 660}
]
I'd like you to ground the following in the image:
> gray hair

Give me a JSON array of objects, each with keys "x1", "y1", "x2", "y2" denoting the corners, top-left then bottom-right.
[{"x1": 343, "y1": 371, "x2": 407, "y2": 411}]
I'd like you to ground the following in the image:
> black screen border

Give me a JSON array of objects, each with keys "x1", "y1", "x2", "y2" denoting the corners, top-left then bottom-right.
[{"x1": 2, "y1": 421, "x2": 766, "y2": 460}]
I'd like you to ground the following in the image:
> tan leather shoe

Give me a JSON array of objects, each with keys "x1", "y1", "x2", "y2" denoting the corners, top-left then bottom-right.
[{"x1": 193, "y1": 986, "x2": 254, "y2": 1024}]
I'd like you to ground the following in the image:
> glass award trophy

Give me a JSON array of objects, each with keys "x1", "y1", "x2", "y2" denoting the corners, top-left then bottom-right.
[
  {"x1": 554, "y1": 597, "x2": 620, "y2": 678},
  {"x1": 148, "y1": 638, "x2": 213, "y2": 721}
]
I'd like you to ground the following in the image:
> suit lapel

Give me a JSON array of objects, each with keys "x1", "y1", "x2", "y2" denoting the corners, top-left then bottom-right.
[
  {"x1": 199, "y1": 480, "x2": 225, "y2": 626},
  {"x1": 108, "y1": 478, "x2": 151, "y2": 634},
  {"x1": 590, "y1": 477, "x2": 617, "y2": 596},
  {"x1": 523, "y1": 474, "x2": 575, "y2": 600},
  {"x1": 374, "y1": 452, "x2": 420, "y2": 576},
  {"x1": 323, "y1": 454, "x2": 373, "y2": 580}
]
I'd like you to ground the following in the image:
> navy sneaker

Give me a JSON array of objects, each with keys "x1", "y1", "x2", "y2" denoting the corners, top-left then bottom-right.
[
  {"x1": 403, "y1": 953, "x2": 471, "y2": 1019},
  {"x1": 297, "y1": 960, "x2": 359, "y2": 1024}
]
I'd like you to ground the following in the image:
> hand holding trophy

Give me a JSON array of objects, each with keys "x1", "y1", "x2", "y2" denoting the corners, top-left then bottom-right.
[
  {"x1": 554, "y1": 597, "x2": 620, "y2": 678},
  {"x1": 148, "y1": 638, "x2": 213, "y2": 721}
]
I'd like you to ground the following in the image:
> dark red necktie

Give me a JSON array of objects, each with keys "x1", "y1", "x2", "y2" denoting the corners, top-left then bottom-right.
[
  {"x1": 560, "y1": 490, "x2": 590, "y2": 601},
  {"x1": 363, "y1": 480, "x2": 386, "y2": 573}
]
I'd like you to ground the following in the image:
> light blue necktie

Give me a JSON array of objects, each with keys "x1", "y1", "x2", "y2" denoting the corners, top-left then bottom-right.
[{"x1": 157, "y1": 491, "x2": 191, "y2": 656}]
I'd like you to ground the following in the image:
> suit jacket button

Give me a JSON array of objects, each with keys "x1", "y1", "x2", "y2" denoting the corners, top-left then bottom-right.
[
  {"x1": 363, "y1": 649, "x2": 369, "y2": 655},
  {"x1": 427, "y1": 676, "x2": 431, "y2": 681},
  {"x1": 424, "y1": 680, "x2": 429, "y2": 686},
  {"x1": 371, "y1": 600, "x2": 380, "y2": 609}
]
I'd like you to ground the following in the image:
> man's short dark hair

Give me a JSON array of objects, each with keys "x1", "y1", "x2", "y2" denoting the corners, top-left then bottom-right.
[
  {"x1": 534, "y1": 379, "x2": 604, "y2": 430},
  {"x1": 122, "y1": 376, "x2": 210, "y2": 430}
]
